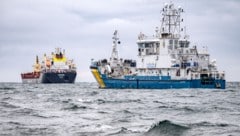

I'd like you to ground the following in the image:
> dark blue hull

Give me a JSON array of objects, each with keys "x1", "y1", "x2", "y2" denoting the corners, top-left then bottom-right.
[{"x1": 41, "y1": 71, "x2": 76, "y2": 83}]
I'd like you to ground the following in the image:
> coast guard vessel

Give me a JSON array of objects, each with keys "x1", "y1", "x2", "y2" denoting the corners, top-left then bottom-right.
[
  {"x1": 90, "y1": 2, "x2": 225, "y2": 89},
  {"x1": 21, "y1": 48, "x2": 77, "y2": 83}
]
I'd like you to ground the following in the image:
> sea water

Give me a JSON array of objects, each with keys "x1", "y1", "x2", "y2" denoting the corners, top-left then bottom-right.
[{"x1": 0, "y1": 82, "x2": 240, "y2": 136}]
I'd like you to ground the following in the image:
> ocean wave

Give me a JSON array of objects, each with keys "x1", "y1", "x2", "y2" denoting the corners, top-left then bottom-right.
[
  {"x1": 0, "y1": 87, "x2": 16, "y2": 90},
  {"x1": 31, "y1": 113, "x2": 58, "y2": 119},
  {"x1": 18, "y1": 126, "x2": 56, "y2": 136},
  {"x1": 0, "y1": 102, "x2": 20, "y2": 109},
  {"x1": 1, "y1": 116, "x2": 59, "y2": 136},
  {"x1": 226, "y1": 89, "x2": 238, "y2": 92},
  {"x1": 61, "y1": 99, "x2": 72, "y2": 103},
  {"x1": 88, "y1": 91, "x2": 99, "y2": 96},
  {"x1": 122, "y1": 109, "x2": 132, "y2": 114},
  {"x1": 107, "y1": 127, "x2": 133, "y2": 135},
  {"x1": 79, "y1": 98, "x2": 94, "y2": 104},
  {"x1": 157, "y1": 105, "x2": 201, "y2": 113},
  {"x1": 181, "y1": 106, "x2": 196, "y2": 112},
  {"x1": 153, "y1": 100, "x2": 165, "y2": 104},
  {"x1": 0, "y1": 82, "x2": 239, "y2": 136},
  {"x1": 7, "y1": 121, "x2": 22, "y2": 125},
  {"x1": 97, "y1": 99, "x2": 106, "y2": 104},
  {"x1": 158, "y1": 105, "x2": 172, "y2": 109},
  {"x1": 145, "y1": 120, "x2": 189, "y2": 136},
  {"x1": 62, "y1": 103, "x2": 90, "y2": 111},
  {"x1": 190, "y1": 121, "x2": 233, "y2": 127},
  {"x1": 98, "y1": 111, "x2": 109, "y2": 114},
  {"x1": 96, "y1": 99, "x2": 142, "y2": 105},
  {"x1": 12, "y1": 108, "x2": 35, "y2": 116},
  {"x1": 1, "y1": 96, "x2": 12, "y2": 101},
  {"x1": 1, "y1": 121, "x2": 25, "y2": 132}
]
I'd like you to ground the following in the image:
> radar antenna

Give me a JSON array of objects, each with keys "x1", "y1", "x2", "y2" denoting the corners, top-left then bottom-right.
[{"x1": 160, "y1": 2, "x2": 184, "y2": 38}]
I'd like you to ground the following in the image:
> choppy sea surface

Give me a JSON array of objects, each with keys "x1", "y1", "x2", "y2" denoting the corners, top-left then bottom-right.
[{"x1": 0, "y1": 82, "x2": 240, "y2": 136}]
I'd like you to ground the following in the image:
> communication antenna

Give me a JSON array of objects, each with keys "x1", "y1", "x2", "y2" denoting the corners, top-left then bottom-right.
[
  {"x1": 111, "y1": 30, "x2": 120, "y2": 61},
  {"x1": 160, "y1": 1, "x2": 184, "y2": 38}
]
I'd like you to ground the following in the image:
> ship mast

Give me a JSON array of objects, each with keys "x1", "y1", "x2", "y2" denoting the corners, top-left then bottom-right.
[
  {"x1": 36, "y1": 55, "x2": 39, "y2": 64},
  {"x1": 160, "y1": 2, "x2": 184, "y2": 38},
  {"x1": 110, "y1": 30, "x2": 120, "y2": 61},
  {"x1": 33, "y1": 55, "x2": 40, "y2": 72}
]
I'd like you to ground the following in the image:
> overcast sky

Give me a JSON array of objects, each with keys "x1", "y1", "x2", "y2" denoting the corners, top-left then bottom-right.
[{"x1": 0, "y1": 0, "x2": 240, "y2": 82}]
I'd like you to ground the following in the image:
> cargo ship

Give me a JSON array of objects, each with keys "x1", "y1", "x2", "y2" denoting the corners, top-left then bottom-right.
[
  {"x1": 90, "y1": 2, "x2": 225, "y2": 89},
  {"x1": 21, "y1": 48, "x2": 77, "y2": 83}
]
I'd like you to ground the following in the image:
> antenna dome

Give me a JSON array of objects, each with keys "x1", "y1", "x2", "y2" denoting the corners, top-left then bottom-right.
[
  {"x1": 178, "y1": 6, "x2": 182, "y2": 10},
  {"x1": 164, "y1": 3, "x2": 168, "y2": 8}
]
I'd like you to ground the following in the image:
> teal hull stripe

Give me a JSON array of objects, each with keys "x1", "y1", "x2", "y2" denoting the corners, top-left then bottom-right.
[{"x1": 101, "y1": 75, "x2": 225, "y2": 89}]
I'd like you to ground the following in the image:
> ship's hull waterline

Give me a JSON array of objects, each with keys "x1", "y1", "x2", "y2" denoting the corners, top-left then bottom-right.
[
  {"x1": 90, "y1": 67, "x2": 225, "y2": 89},
  {"x1": 21, "y1": 72, "x2": 76, "y2": 84}
]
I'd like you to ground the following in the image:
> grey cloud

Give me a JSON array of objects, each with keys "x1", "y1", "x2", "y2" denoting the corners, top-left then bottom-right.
[{"x1": 0, "y1": 0, "x2": 240, "y2": 82}]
